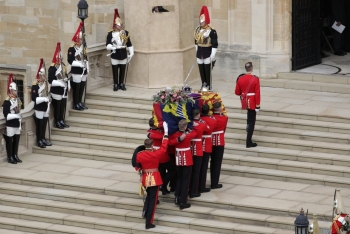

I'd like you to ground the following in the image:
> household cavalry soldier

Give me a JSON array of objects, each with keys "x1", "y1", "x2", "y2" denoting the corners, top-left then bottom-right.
[
  {"x1": 2, "y1": 73, "x2": 22, "y2": 164},
  {"x1": 68, "y1": 22, "x2": 89, "y2": 111},
  {"x1": 194, "y1": 5, "x2": 218, "y2": 90},
  {"x1": 331, "y1": 189, "x2": 350, "y2": 234},
  {"x1": 106, "y1": 8, "x2": 134, "y2": 91},
  {"x1": 31, "y1": 58, "x2": 52, "y2": 148},
  {"x1": 48, "y1": 42, "x2": 70, "y2": 129}
]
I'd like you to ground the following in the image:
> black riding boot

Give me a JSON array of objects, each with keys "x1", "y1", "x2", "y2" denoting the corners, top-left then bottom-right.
[
  {"x1": 79, "y1": 81, "x2": 88, "y2": 109},
  {"x1": 73, "y1": 82, "x2": 83, "y2": 111},
  {"x1": 198, "y1": 64, "x2": 206, "y2": 89},
  {"x1": 3, "y1": 134, "x2": 16, "y2": 164},
  {"x1": 42, "y1": 117, "x2": 52, "y2": 146},
  {"x1": 60, "y1": 98, "x2": 70, "y2": 128},
  {"x1": 53, "y1": 99, "x2": 64, "y2": 129},
  {"x1": 13, "y1": 134, "x2": 22, "y2": 163},
  {"x1": 112, "y1": 65, "x2": 119, "y2": 91},
  {"x1": 37, "y1": 118, "x2": 46, "y2": 148},
  {"x1": 204, "y1": 64, "x2": 211, "y2": 90},
  {"x1": 119, "y1": 64, "x2": 127, "y2": 91}
]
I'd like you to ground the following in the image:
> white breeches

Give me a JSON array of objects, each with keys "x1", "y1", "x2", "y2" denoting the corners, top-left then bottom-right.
[
  {"x1": 7, "y1": 127, "x2": 20, "y2": 137},
  {"x1": 35, "y1": 111, "x2": 49, "y2": 119},
  {"x1": 111, "y1": 58, "x2": 127, "y2": 65},
  {"x1": 197, "y1": 57, "x2": 211, "y2": 64},
  {"x1": 51, "y1": 94, "x2": 63, "y2": 100},
  {"x1": 72, "y1": 74, "x2": 87, "y2": 83}
]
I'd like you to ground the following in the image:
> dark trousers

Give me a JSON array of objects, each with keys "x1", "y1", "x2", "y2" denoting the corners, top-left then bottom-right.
[
  {"x1": 175, "y1": 166, "x2": 192, "y2": 204},
  {"x1": 189, "y1": 156, "x2": 202, "y2": 194},
  {"x1": 112, "y1": 64, "x2": 126, "y2": 84},
  {"x1": 169, "y1": 153, "x2": 177, "y2": 190},
  {"x1": 143, "y1": 186, "x2": 159, "y2": 225},
  {"x1": 199, "y1": 152, "x2": 210, "y2": 191},
  {"x1": 210, "y1": 146, "x2": 224, "y2": 186},
  {"x1": 247, "y1": 109, "x2": 256, "y2": 145},
  {"x1": 333, "y1": 30, "x2": 345, "y2": 53},
  {"x1": 159, "y1": 160, "x2": 176, "y2": 189}
]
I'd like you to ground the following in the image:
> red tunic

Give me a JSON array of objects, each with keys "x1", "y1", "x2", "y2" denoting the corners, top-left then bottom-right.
[
  {"x1": 212, "y1": 113, "x2": 228, "y2": 146},
  {"x1": 169, "y1": 129, "x2": 197, "y2": 166},
  {"x1": 201, "y1": 115, "x2": 217, "y2": 153},
  {"x1": 191, "y1": 119, "x2": 208, "y2": 157},
  {"x1": 135, "y1": 138, "x2": 168, "y2": 187},
  {"x1": 235, "y1": 73, "x2": 261, "y2": 110},
  {"x1": 147, "y1": 128, "x2": 170, "y2": 163},
  {"x1": 331, "y1": 214, "x2": 350, "y2": 234}
]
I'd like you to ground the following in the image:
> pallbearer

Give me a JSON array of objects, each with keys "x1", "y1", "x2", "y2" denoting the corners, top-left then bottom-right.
[
  {"x1": 68, "y1": 22, "x2": 89, "y2": 111},
  {"x1": 106, "y1": 8, "x2": 134, "y2": 91},
  {"x1": 31, "y1": 58, "x2": 52, "y2": 148},
  {"x1": 2, "y1": 73, "x2": 22, "y2": 164},
  {"x1": 194, "y1": 5, "x2": 218, "y2": 90}
]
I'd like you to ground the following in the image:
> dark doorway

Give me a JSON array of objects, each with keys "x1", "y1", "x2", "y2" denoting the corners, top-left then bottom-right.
[{"x1": 292, "y1": 0, "x2": 321, "y2": 70}]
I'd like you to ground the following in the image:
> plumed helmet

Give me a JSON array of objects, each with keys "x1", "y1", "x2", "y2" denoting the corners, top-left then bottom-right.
[
  {"x1": 199, "y1": 6, "x2": 210, "y2": 24},
  {"x1": 113, "y1": 8, "x2": 123, "y2": 27}
]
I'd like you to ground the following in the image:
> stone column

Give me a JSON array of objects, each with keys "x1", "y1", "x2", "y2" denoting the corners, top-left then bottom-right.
[{"x1": 124, "y1": 0, "x2": 199, "y2": 88}]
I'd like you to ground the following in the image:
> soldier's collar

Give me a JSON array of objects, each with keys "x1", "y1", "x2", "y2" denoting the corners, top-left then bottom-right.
[{"x1": 9, "y1": 94, "x2": 16, "y2": 99}]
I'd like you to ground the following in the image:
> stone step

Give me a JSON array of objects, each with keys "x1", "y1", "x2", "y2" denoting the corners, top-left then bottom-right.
[
  {"x1": 277, "y1": 72, "x2": 350, "y2": 85},
  {"x1": 0, "y1": 182, "x2": 330, "y2": 232},
  {"x1": 0, "y1": 202, "x2": 292, "y2": 234},
  {"x1": 0, "y1": 229, "x2": 35, "y2": 234},
  {"x1": 0, "y1": 154, "x2": 347, "y2": 221},
  {"x1": 65, "y1": 116, "x2": 350, "y2": 144},
  {"x1": 261, "y1": 78, "x2": 350, "y2": 94}
]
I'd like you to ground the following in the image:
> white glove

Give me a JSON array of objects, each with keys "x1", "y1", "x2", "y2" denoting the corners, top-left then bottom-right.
[
  {"x1": 68, "y1": 80, "x2": 71, "y2": 92},
  {"x1": 7, "y1": 113, "x2": 20, "y2": 121},
  {"x1": 210, "y1": 48, "x2": 217, "y2": 60},
  {"x1": 36, "y1": 97, "x2": 49, "y2": 104},
  {"x1": 106, "y1": 44, "x2": 116, "y2": 51},
  {"x1": 255, "y1": 109, "x2": 260, "y2": 112},
  {"x1": 163, "y1": 122, "x2": 168, "y2": 135},
  {"x1": 128, "y1": 46, "x2": 134, "y2": 62},
  {"x1": 72, "y1": 60, "x2": 84, "y2": 68},
  {"x1": 17, "y1": 113, "x2": 22, "y2": 119},
  {"x1": 86, "y1": 61, "x2": 89, "y2": 74},
  {"x1": 195, "y1": 45, "x2": 198, "y2": 51}
]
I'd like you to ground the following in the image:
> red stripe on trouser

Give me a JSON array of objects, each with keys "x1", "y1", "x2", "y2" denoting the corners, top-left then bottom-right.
[{"x1": 150, "y1": 186, "x2": 159, "y2": 224}]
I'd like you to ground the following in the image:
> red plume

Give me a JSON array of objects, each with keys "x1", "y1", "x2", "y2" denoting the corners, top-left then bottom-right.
[
  {"x1": 72, "y1": 22, "x2": 83, "y2": 43},
  {"x1": 113, "y1": 8, "x2": 120, "y2": 27},
  {"x1": 199, "y1": 6, "x2": 210, "y2": 24},
  {"x1": 36, "y1": 58, "x2": 44, "y2": 79},
  {"x1": 7, "y1": 73, "x2": 14, "y2": 95},
  {"x1": 52, "y1": 42, "x2": 61, "y2": 64}
]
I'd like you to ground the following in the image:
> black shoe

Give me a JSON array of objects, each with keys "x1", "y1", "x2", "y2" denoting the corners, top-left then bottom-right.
[
  {"x1": 37, "y1": 140, "x2": 46, "y2": 148},
  {"x1": 60, "y1": 120, "x2": 70, "y2": 128},
  {"x1": 175, "y1": 197, "x2": 180, "y2": 206},
  {"x1": 79, "y1": 102, "x2": 88, "y2": 110},
  {"x1": 145, "y1": 224, "x2": 156, "y2": 229},
  {"x1": 55, "y1": 122, "x2": 64, "y2": 129},
  {"x1": 179, "y1": 203, "x2": 191, "y2": 210},
  {"x1": 210, "y1": 184, "x2": 223, "y2": 189},
  {"x1": 334, "y1": 51, "x2": 346, "y2": 56},
  {"x1": 7, "y1": 156, "x2": 17, "y2": 164},
  {"x1": 142, "y1": 210, "x2": 146, "y2": 218},
  {"x1": 13, "y1": 154, "x2": 22, "y2": 163},
  {"x1": 161, "y1": 186, "x2": 170, "y2": 195},
  {"x1": 42, "y1": 139, "x2": 52, "y2": 146},
  {"x1": 189, "y1": 193, "x2": 201, "y2": 198},
  {"x1": 119, "y1": 83, "x2": 127, "y2": 91},
  {"x1": 246, "y1": 142, "x2": 257, "y2": 148},
  {"x1": 113, "y1": 84, "x2": 119, "y2": 91},
  {"x1": 199, "y1": 188, "x2": 211, "y2": 193},
  {"x1": 73, "y1": 104, "x2": 83, "y2": 111}
]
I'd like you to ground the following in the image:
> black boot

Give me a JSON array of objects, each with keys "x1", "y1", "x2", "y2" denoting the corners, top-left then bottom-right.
[
  {"x1": 53, "y1": 99, "x2": 64, "y2": 129},
  {"x1": 42, "y1": 117, "x2": 52, "y2": 146},
  {"x1": 3, "y1": 134, "x2": 16, "y2": 164},
  {"x1": 112, "y1": 65, "x2": 119, "y2": 91},
  {"x1": 198, "y1": 63, "x2": 206, "y2": 89},
  {"x1": 73, "y1": 83, "x2": 83, "y2": 111},
  {"x1": 161, "y1": 186, "x2": 170, "y2": 195},
  {"x1": 12, "y1": 134, "x2": 22, "y2": 163},
  {"x1": 37, "y1": 118, "x2": 46, "y2": 148},
  {"x1": 79, "y1": 81, "x2": 88, "y2": 109},
  {"x1": 179, "y1": 203, "x2": 191, "y2": 210},
  {"x1": 204, "y1": 63, "x2": 212, "y2": 90},
  {"x1": 119, "y1": 64, "x2": 127, "y2": 91},
  {"x1": 60, "y1": 98, "x2": 70, "y2": 128},
  {"x1": 145, "y1": 224, "x2": 156, "y2": 229}
]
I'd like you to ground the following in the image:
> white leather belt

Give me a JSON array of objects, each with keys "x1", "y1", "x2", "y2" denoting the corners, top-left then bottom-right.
[
  {"x1": 202, "y1": 135, "x2": 211, "y2": 138},
  {"x1": 153, "y1": 146, "x2": 160, "y2": 150},
  {"x1": 247, "y1": 93, "x2": 255, "y2": 96},
  {"x1": 191, "y1": 139, "x2": 202, "y2": 142},
  {"x1": 176, "y1": 147, "x2": 190, "y2": 151},
  {"x1": 212, "y1": 130, "x2": 224, "y2": 134}
]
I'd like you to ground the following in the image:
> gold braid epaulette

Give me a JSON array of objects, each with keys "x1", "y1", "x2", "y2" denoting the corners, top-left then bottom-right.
[
  {"x1": 32, "y1": 81, "x2": 37, "y2": 85},
  {"x1": 120, "y1": 31, "x2": 130, "y2": 43},
  {"x1": 5, "y1": 97, "x2": 10, "y2": 101}
]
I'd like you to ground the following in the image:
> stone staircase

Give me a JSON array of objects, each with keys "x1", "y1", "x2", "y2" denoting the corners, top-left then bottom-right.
[{"x1": 2, "y1": 85, "x2": 350, "y2": 233}]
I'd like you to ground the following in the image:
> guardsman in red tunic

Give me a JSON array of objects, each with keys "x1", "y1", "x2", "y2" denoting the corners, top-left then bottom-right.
[
  {"x1": 199, "y1": 104, "x2": 217, "y2": 193},
  {"x1": 189, "y1": 108, "x2": 209, "y2": 198},
  {"x1": 331, "y1": 189, "x2": 350, "y2": 234},
  {"x1": 147, "y1": 118, "x2": 176, "y2": 195},
  {"x1": 211, "y1": 102, "x2": 228, "y2": 189},
  {"x1": 134, "y1": 122, "x2": 169, "y2": 230},
  {"x1": 169, "y1": 119, "x2": 197, "y2": 210},
  {"x1": 235, "y1": 61, "x2": 261, "y2": 148}
]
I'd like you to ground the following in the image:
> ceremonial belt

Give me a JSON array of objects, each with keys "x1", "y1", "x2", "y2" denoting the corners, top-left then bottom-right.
[
  {"x1": 198, "y1": 44, "x2": 212, "y2": 47},
  {"x1": 176, "y1": 147, "x2": 191, "y2": 151},
  {"x1": 212, "y1": 130, "x2": 224, "y2": 134},
  {"x1": 152, "y1": 146, "x2": 160, "y2": 150},
  {"x1": 143, "y1": 168, "x2": 158, "y2": 174},
  {"x1": 191, "y1": 139, "x2": 202, "y2": 142},
  {"x1": 202, "y1": 135, "x2": 211, "y2": 138},
  {"x1": 247, "y1": 93, "x2": 255, "y2": 96}
]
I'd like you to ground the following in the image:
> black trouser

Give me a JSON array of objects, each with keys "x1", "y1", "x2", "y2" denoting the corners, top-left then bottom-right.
[
  {"x1": 159, "y1": 160, "x2": 176, "y2": 190},
  {"x1": 247, "y1": 109, "x2": 256, "y2": 145},
  {"x1": 189, "y1": 156, "x2": 202, "y2": 195},
  {"x1": 210, "y1": 146, "x2": 224, "y2": 186},
  {"x1": 143, "y1": 186, "x2": 158, "y2": 225},
  {"x1": 175, "y1": 166, "x2": 192, "y2": 204},
  {"x1": 199, "y1": 152, "x2": 210, "y2": 191},
  {"x1": 333, "y1": 29, "x2": 345, "y2": 54},
  {"x1": 169, "y1": 153, "x2": 177, "y2": 190},
  {"x1": 112, "y1": 64, "x2": 126, "y2": 85}
]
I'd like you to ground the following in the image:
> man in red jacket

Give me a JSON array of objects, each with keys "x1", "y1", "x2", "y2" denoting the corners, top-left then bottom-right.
[
  {"x1": 135, "y1": 122, "x2": 169, "y2": 229},
  {"x1": 199, "y1": 104, "x2": 217, "y2": 193},
  {"x1": 211, "y1": 102, "x2": 228, "y2": 189},
  {"x1": 235, "y1": 62, "x2": 261, "y2": 148},
  {"x1": 169, "y1": 119, "x2": 197, "y2": 210}
]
